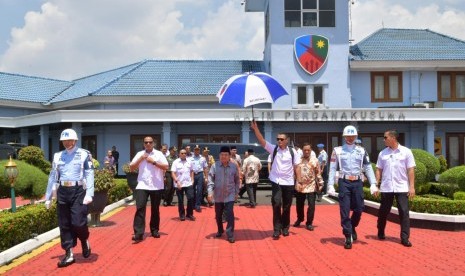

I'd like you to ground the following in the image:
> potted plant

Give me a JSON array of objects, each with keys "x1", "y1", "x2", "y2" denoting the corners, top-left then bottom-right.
[
  {"x1": 88, "y1": 168, "x2": 115, "y2": 226},
  {"x1": 123, "y1": 162, "x2": 138, "y2": 193}
]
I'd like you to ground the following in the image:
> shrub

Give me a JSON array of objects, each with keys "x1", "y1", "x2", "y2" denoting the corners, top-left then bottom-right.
[
  {"x1": 92, "y1": 158, "x2": 100, "y2": 169},
  {"x1": 0, "y1": 160, "x2": 48, "y2": 200},
  {"x1": 453, "y1": 191, "x2": 465, "y2": 200},
  {"x1": 439, "y1": 166, "x2": 465, "y2": 185},
  {"x1": 412, "y1": 149, "x2": 440, "y2": 182},
  {"x1": 416, "y1": 182, "x2": 432, "y2": 195},
  {"x1": 428, "y1": 182, "x2": 460, "y2": 198},
  {"x1": 94, "y1": 169, "x2": 115, "y2": 192},
  {"x1": 437, "y1": 155, "x2": 447, "y2": 173},
  {"x1": 122, "y1": 162, "x2": 138, "y2": 174},
  {"x1": 108, "y1": 179, "x2": 132, "y2": 204},
  {"x1": 363, "y1": 187, "x2": 465, "y2": 215},
  {"x1": 414, "y1": 161, "x2": 427, "y2": 186},
  {"x1": 17, "y1": 146, "x2": 51, "y2": 174},
  {"x1": 0, "y1": 203, "x2": 57, "y2": 251},
  {"x1": 457, "y1": 171, "x2": 465, "y2": 192}
]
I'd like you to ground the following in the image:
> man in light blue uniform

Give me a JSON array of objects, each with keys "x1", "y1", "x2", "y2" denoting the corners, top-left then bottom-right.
[
  {"x1": 45, "y1": 128, "x2": 94, "y2": 267},
  {"x1": 316, "y1": 143, "x2": 328, "y2": 201},
  {"x1": 327, "y1": 125, "x2": 378, "y2": 249},
  {"x1": 189, "y1": 145, "x2": 208, "y2": 212}
]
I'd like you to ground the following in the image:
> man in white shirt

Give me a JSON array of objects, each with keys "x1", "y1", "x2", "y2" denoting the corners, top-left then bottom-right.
[
  {"x1": 171, "y1": 149, "x2": 195, "y2": 221},
  {"x1": 130, "y1": 137, "x2": 169, "y2": 243},
  {"x1": 250, "y1": 121, "x2": 299, "y2": 240},
  {"x1": 375, "y1": 129, "x2": 415, "y2": 247}
]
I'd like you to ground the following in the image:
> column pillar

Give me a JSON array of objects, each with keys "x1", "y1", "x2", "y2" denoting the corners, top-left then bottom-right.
[
  {"x1": 162, "y1": 122, "x2": 171, "y2": 146},
  {"x1": 241, "y1": 122, "x2": 250, "y2": 143},
  {"x1": 72, "y1": 123, "x2": 82, "y2": 148},
  {"x1": 426, "y1": 121, "x2": 435, "y2": 155},
  {"x1": 20, "y1": 128, "x2": 28, "y2": 145},
  {"x1": 40, "y1": 125, "x2": 50, "y2": 160},
  {"x1": 264, "y1": 122, "x2": 273, "y2": 142}
]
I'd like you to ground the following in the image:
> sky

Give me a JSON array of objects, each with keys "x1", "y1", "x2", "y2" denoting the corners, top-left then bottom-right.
[{"x1": 0, "y1": 0, "x2": 464, "y2": 80}]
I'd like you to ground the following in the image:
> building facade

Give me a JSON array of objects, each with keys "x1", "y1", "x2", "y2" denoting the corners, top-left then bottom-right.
[{"x1": 1, "y1": 0, "x2": 465, "y2": 172}]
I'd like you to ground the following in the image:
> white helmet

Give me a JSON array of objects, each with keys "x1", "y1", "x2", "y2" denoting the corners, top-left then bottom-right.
[
  {"x1": 342, "y1": 125, "x2": 358, "y2": 136},
  {"x1": 60, "y1": 129, "x2": 79, "y2": 141}
]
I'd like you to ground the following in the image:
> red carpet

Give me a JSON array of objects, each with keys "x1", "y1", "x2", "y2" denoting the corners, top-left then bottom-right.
[{"x1": 3, "y1": 204, "x2": 465, "y2": 275}]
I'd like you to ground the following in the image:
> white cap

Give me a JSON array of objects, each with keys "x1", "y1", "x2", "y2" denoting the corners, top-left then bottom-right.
[
  {"x1": 60, "y1": 129, "x2": 78, "y2": 141},
  {"x1": 342, "y1": 125, "x2": 358, "y2": 136}
]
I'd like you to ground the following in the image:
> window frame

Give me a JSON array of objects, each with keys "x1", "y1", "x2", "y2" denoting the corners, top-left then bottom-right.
[
  {"x1": 284, "y1": 0, "x2": 335, "y2": 28},
  {"x1": 438, "y1": 71, "x2": 465, "y2": 102},
  {"x1": 370, "y1": 72, "x2": 403, "y2": 102}
]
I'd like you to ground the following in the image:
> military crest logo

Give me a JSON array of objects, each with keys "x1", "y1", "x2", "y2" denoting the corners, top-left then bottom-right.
[{"x1": 294, "y1": 35, "x2": 329, "y2": 75}]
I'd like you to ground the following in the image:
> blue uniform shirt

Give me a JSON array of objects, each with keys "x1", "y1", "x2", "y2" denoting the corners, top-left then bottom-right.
[
  {"x1": 45, "y1": 147, "x2": 94, "y2": 200},
  {"x1": 328, "y1": 144, "x2": 376, "y2": 186}
]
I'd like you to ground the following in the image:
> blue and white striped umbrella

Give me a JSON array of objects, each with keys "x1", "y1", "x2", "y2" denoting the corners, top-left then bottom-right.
[{"x1": 216, "y1": 72, "x2": 288, "y2": 108}]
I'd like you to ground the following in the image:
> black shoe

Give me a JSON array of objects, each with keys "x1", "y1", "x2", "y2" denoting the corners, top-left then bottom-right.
[
  {"x1": 170, "y1": 203, "x2": 176, "y2": 206},
  {"x1": 272, "y1": 231, "x2": 280, "y2": 240},
  {"x1": 132, "y1": 234, "x2": 143, "y2": 243},
  {"x1": 401, "y1": 239, "x2": 412, "y2": 247},
  {"x1": 250, "y1": 203, "x2": 256, "y2": 208},
  {"x1": 352, "y1": 228, "x2": 357, "y2": 241},
  {"x1": 57, "y1": 250, "x2": 75, "y2": 268},
  {"x1": 316, "y1": 195, "x2": 322, "y2": 202},
  {"x1": 306, "y1": 225, "x2": 314, "y2": 231},
  {"x1": 163, "y1": 202, "x2": 168, "y2": 207},
  {"x1": 378, "y1": 232, "x2": 386, "y2": 240},
  {"x1": 81, "y1": 239, "x2": 91, "y2": 258},
  {"x1": 293, "y1": 220, "x2": 302, "y2": 227},
  {"x1": 208, "y1": 202, "x2": 214, "y2": 207},
  {"x1": 186, "y1": 215, "x2": 196, "y2": 221},
  {"x1": 195, "y1": 208, "x2": 201, "y2": 213},
  {"x1": 180, "y1": 215, "x2": 186, "y2": 221},
  {"x1": 282, "y1": 228, "x2": 289, "y2": 237},
  {"x1": 151, "y1": 231, "x2": 160, "y2": 238},
  {"x1": 344, "y1": 236, "x2": 353, "y2": 249},
  {"x1": 215, "y1": 231, "x2": 223, "y2": 238},
  {"x1": 228, "y1": 237, "x2": 235, "y2": 243}
]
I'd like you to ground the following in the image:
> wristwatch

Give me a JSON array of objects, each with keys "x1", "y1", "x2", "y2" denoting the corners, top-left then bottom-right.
[{"x1": 153, "y1": 161, "x2": 157, "y2": 165}]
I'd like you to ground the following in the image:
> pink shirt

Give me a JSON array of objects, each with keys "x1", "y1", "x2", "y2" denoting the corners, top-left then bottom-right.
[{"x1": 376, "y1": 144, "x2": 415, "y2": 193}]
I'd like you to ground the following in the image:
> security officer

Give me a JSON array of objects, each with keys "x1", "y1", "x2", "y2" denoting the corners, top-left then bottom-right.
[
  {"x1": 45, "y1": 128, "x2": 94, "y2": 267},
  {"x1": 327, "y1": 125, "x2": 378, "y2": 249}
]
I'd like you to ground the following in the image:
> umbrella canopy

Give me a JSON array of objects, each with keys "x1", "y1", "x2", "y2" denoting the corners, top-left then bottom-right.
[{"x1": 216, "y1": 72, "x2": 288, "y2": 108}]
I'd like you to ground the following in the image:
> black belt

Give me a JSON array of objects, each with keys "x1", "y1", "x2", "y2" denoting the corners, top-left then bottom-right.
[{"x1": 194, "y1": 172, "x2": 203, "y2": 175}]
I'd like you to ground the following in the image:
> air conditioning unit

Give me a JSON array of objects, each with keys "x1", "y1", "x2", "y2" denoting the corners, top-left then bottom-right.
[{"x1": 413, "y1": 103, "x2": 429, "y2": 108}]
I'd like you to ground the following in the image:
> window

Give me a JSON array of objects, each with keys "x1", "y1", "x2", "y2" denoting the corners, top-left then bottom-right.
[
  {"x1": 314, "y1": 86, "x2": 323, "y2": 104},
  {"x1": 297, "y1": 86, "x2": 307, "y2": 105},
  {"x1": 82, "y1": 135, "x2": 97, "y2": 159},
  {"x1": 293, "y1": 84, "x2": 325, "y2": 108},
  {"x1": 285, "y1": 0, "x2": 335, "y2": 27},
  {"x1": 178, "y1": 134, "x2": 240, "y2": 148},
  {"x1": 371, "y1": 72, "x2": 402, "y2": 102},
  {"x1": 438, "y1": 72, "x2": 465, "y2": 101}
]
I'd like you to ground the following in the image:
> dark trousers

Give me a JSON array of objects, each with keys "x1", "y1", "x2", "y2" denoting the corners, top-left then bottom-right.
[
  {"x1": 164, "y1": 172, "x2": 175, "y2": 204},
  {"x1": 321, "y1": 167, "x2": 328, "y2": 194},
  {"x1": 246, "y1": 183, "x2": 258, "y2": 205},
  {"x1": 176, "y1": 185, "x2": 194, "y2": 217},
  {"x1": 271, "y1": 182, "x2": 294, "y2": 232},
  {"x1": 377, "y1": 192, "x2": 410, "y2": 241},
  {"x1": 295, "y1": 192, "x2": 316, "y2": 225},
  {"x1": 57, "y1": 185, "x2": 89, "y2": 251},
  {"x1": 215, "y1": 201, "x2": 235, "y2": 238},
  {"x1": 133, "y1": 189, "x2": 163, "y2": 236},
  {"x1": 193, "y1": 173, "x2": 204, "y2": 209},
  {"x1": 338, "y1": 179, "x2": 364, "y2": 237}
]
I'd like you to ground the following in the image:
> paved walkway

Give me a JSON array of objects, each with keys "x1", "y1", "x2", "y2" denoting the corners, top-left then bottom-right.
[{"x1": 2, "y1": 202, "x2": 465, "y2": 275}]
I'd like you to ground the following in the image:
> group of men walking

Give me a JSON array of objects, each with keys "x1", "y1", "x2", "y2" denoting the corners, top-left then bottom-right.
[{"x1": 44, "y1": 123, "x2": 415, "y2": 267}]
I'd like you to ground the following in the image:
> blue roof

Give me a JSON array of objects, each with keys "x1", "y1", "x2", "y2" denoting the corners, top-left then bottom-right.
[
  {"x1": 48, "y1": 60, "x2": 263, "y2": 103},
  {"x1": 0, "y1": 72, "x2": 71, "y2": 104},
  {"x1": 350, "y1": 28, "x2": 465, "y2": 61}
]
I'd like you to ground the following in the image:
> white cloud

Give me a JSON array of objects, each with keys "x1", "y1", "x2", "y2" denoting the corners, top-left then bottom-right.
[
  {"x1": 351, "y1": 0, "x2": 465, "y2": 43},
  {"x1": 0, "y1": 0, "x2": 263, "y2": 79}
]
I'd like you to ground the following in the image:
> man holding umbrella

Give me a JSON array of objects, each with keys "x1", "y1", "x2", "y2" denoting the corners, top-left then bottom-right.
[{"x1": 250, "y1": 121, "x2": 299, "y2": 240}]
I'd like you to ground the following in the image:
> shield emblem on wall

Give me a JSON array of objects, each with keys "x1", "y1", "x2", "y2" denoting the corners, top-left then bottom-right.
[{"x1": 294, "y1": 35, "x2": 329, "y2": 75}]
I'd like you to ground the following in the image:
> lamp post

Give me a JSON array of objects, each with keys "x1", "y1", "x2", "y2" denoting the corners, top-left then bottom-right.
[{"x1": 4, "y1": 156, "x2": 19, "y2": 212}]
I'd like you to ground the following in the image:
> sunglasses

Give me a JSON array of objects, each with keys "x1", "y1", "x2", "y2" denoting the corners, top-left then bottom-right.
[
  {"x1": 180, "y1": 152, "x2": 186, "y2": 155},
  {"x1": 144, "y1": 141, "x2": 153, "y2": 144},
  {"x1": 383, "y1": 136, "x2": 388, "y2": 139},
  {"x1": 276, "y1": 138, "x2": 285, "y2": 141}
]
